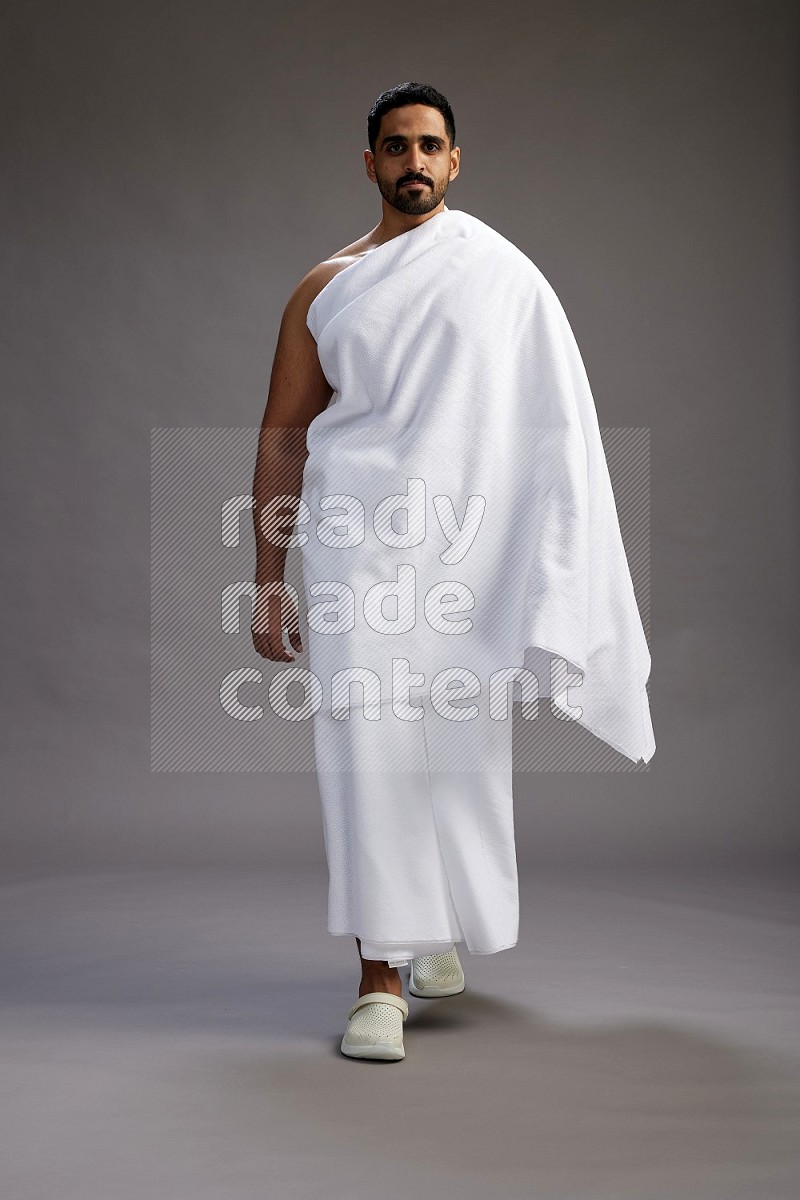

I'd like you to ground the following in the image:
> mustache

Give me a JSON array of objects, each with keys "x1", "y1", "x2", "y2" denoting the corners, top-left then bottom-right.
[{"x1": 398, "y1": 175, "x2": 432, "y2": 187}]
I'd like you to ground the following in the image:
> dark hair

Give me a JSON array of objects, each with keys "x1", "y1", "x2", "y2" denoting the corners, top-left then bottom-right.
[{"x1": 367, "y1": 82, "x2": 456, "y2": 153}]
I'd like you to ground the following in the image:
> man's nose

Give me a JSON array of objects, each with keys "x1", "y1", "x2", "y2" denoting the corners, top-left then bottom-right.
[{"x1": 404, "y1": 150, "x2": 425, "y2": 175}]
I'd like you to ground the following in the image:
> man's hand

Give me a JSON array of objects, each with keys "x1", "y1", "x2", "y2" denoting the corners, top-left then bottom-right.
[{"x1": 251, "y1": 581, "x2": 304, "y2": 663}]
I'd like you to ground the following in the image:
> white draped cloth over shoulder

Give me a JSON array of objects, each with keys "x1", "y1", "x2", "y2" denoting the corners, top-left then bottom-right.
[
  {"x1": 301, "y1": 205, "x2": 654, "y2": 764},
  {"x1": 298, "y1": 205, "x2": 655, "y2": 964}
]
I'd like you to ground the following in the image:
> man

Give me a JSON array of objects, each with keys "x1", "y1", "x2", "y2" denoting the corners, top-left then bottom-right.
[{"x1": 252, "y1": 82, "x2": 655, "y2": 1062}]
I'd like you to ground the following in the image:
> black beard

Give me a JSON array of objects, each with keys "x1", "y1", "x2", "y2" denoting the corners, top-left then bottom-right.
[{"x1": 376, "y1": 175, "x2": 447, "y2": 215}]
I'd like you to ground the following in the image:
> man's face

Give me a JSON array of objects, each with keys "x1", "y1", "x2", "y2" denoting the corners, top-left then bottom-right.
[{"x1": 366, "y1": 104, "x2": 459, "y2": 215}]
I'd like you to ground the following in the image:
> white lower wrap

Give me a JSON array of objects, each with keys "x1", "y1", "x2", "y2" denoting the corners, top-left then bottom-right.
[{"x1": 312, "y1": 696, "x2": 518, "y2": 962}]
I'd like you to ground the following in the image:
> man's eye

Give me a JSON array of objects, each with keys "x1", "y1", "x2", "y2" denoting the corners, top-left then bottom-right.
[{"x1": 386, "y1": 143, "x2": 440, "y2": 153}]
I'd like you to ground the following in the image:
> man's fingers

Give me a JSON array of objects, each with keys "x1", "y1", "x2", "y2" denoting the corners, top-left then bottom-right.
[
  {"x1": 251, "y1": 628, "x2": 295, "y2": 663},
  {"x1": 250, "y1": 624, "x2": 297, "y2": 662},
  {"x1": 252, "y1": 587, "x2": 303, "y2": 660}
]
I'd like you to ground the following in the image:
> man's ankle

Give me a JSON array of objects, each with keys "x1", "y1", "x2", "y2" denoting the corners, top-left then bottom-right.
[{"x1": 359, "y1": 966, "x2": 403, "y2": 998}]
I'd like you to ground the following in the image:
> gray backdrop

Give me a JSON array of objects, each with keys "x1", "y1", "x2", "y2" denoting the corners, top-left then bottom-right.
[{"x1": 2, "y1": 0, "x2": 798, "y2": 868}]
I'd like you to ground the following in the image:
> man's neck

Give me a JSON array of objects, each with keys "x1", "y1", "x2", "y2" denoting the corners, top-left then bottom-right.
[{"x1": 369, "y1": 202, "x2": 447, "y2": 248}]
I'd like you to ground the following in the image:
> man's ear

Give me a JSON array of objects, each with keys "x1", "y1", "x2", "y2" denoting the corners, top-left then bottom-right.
[{"x1": 364, "y1": 150, "x2": 376, "y2": 182}]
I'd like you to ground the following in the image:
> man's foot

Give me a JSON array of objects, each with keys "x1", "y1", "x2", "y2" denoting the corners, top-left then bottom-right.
[
  {"x1": 340, "y1": 992, "x2": 408, "y2": 1061},
  {"x1": 408, "y1": 945, "x2": 466, "y2": 997}
]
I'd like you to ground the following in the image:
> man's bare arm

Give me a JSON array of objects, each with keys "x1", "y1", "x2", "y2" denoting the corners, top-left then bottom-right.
[{"x1": 251, "y1": 263, "x2": 339, "y2": 661}]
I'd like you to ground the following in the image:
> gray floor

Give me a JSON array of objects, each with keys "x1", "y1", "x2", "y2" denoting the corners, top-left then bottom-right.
[{"x1": 1, "y1": 864, "x2": 798, "y2": 1199}]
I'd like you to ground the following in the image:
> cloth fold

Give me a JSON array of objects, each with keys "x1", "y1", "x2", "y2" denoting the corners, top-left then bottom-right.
[
  {"x1": 301, "y1": 205, "x2": 654, "y2": 765},
  {"x1": 311, "y1": 687, "x2": 518, "y2": 957}
]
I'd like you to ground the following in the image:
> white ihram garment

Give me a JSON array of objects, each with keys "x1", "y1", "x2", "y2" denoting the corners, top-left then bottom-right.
[
  {"x1": 300, "y1": 205, "x2": 655, "y2": 964},
  {"x1": 311, "y1": 693, "x2": 517, "y2": 967}
]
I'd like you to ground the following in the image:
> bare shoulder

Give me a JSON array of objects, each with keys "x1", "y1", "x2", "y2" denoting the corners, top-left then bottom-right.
[{"x1": 286, "y1": 230, "x2": 378, "y2": 319}]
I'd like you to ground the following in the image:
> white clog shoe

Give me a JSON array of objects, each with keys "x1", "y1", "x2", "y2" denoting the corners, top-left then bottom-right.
[
  {"x1": 340, "y1": 991, "x2": 409, "y2": 1061},
  {"x1": 409, "y1": 945, "x2": 466, "y2": 998}
]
